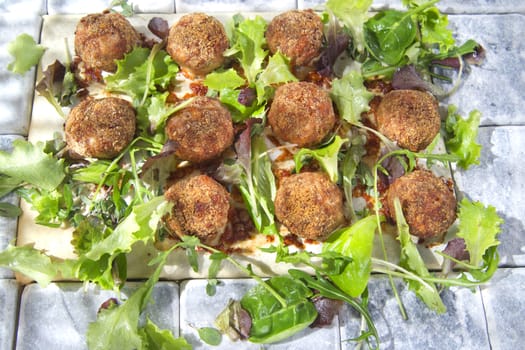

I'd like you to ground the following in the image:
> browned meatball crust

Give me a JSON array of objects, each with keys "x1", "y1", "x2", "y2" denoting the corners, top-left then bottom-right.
[
  {"x1": 384, "y1": 169, "x2": 457, "y2": 239},
  {"x1": 266, "y1": 9, "x2": 323, "y2": 67},
  {"x1": 65, "y1": 97, "x2": 136, "y2": 159},
  {"x1": 164, "y1": 174, "x2": 230, "y2": 245},
  {"x1": 275, "y1": 172, "x2": 345, "y2": 241},
  {"x1": 376, "y1": 89, "x2": 441, "y2": 152},
  {"x1": 268, "y1": 82, "x2": 336, "y2": 147},
  {"x1": 166, "y1": 13, "x2": 229, "y2": 77},
  {"x1": 74, "y1": 12, "x2": 141, "y2": 72},
  {"x1": 165, "y1": 96, "x2": 234, "y2": 163}
]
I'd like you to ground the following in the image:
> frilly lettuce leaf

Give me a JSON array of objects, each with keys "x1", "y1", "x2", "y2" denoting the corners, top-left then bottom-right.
[
  {"x1": 204, "y1": 68, "x2": 246, "y2": 90},
  {"x1": 255, "y1": 52, "x2": 298, "y2": 104},
  {"x1": 7, "y1": 33, "x2": 46, "y2": 75},
  {"x1": 294, "y1": 135, "x2": 348, "y2": 183},
  {"x1": 323, "y1": 215, "x2": 378, "y2": 297},
  {"x1": 139, "y1": 318, "x2": 192, "y2": 350},
  {"x1": 326, "y1": 0, "x2": 373, "y2": 54},
  {"x1": 444, "y1": 105, "x2": 482, "y2": 169},
  {"x1": 457, "y1": 198, "x2": 503, "y2": 267},
  {"x1": 330, "y1": 70, "x2": 374, "y2": 125},
  {"x1": 0, "y1": 139, "x2": 65, "y2": 191}
]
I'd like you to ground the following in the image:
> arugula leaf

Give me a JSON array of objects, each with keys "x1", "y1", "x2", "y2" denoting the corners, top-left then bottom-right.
[
  {"x1": 444, "y1": 105, "x2": 482, "y2": 169},
  {"x1": 456, "y1": 198, "x2": 503, "y2": 267},
  {"x1": 7, "y1": 33, "x2": 46, "y2": 75},
  {"x1": 255, "y1": 52, "x2": 297, "y2": 104},
  {"x1": 87, "y1": 247, "x2": 175, "y2": 350},
  {"x1": 326, "y1": 0, "x2": 373, "y2": 54},
  {"x1": 323, "y1": 215, "x2": 378, "y2": 297},
  {"x1": 294, "y1": 135, "x2": 348, "y2": 183},
  {"x1": 330, "y1": 71, "x2": 374, "y2": 125},
  {"x1": 0, "y1": 139, "x2": 65, "y2": 191},
  {"x1": 394, "y1": 198, "x2": 446, "y2": 313},
  {"x1": 140, "y1": 318, "x2": 192, "y2": 350}
]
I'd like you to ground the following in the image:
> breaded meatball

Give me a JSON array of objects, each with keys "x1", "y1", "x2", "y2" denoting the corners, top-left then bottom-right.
[
  {"x1": 376, "y1": 89, "x2": 440, "y2": 152},
  {"x1": 75, "y1": 12, "x2": 141, "y2": 72},
  {"x1": 166, "y1": 13, "x2": 229, "y2": 77},
  {"x1": 268, "y1": 82, "x2": 336, "y2": 147},
  {"x1": 165, "y1": 96, "x2": 234, "y2": 163},
  {"x1": 266, "y1": 9, "x2": 323, "y2": 67},
  {"x1": 164, "y1": 174, "x2": 230, "y2": 246},
  {"x1": 275, "y1": 172, "x2": 345, "y2": 241},
  {"x1": 384, "y1": 169, "x2": 457, "y2": 239},
  {"x1": 65, "y1": 97, "x2": 136, "y2": 159}
]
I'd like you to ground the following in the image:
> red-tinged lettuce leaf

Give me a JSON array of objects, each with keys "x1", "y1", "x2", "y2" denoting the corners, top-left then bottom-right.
[
  {"x1": 36, "y1": 60, "x2": 78, "y2": 118},
  {"x1": 323, "y1": 215, "x2": 377, "y2": 297},
  {"x1": 147, "y1": 17, "x2": 169, "y2": 40},
  {"x1": 7, "y1": 33, "x2": 45, "y2": 75},
  {"x1": 0, "y1": 139, "x2": 65, "y2": 191},
  {"x1": 444, "y1": 105, "x2": 482, "y2": 169},
  {"x1": 85, "y1": 196, "x2": 171, "y2": 261},
  {"x1": 394, "y1": 198, "x2": 446, "y2": 313},
  {"x1": 330, "y1": 71, "x2": 374, "y2": 125},
  {"x1": 456, "y1": 198, "x2": 503, "y2": 267},
  {"x1": 87, "y1": 247, "x2": 176, "y2": 350}
]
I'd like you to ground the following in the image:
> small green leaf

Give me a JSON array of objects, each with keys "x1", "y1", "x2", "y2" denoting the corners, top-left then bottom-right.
[
  {"x1": 140, "y1": 318, "x2": 192, "y2": 350},
  {"x1": 204, "y1": 69, "x2": 246, "y2": 90},
  {"x1": 444, "y1": 105, "x2": 482, "y2": 169},
  {"x1": 7, "y1": 33, "x2": 46, "y2": 75},
  {"x1": 331, "y1": 71, "x2": 374, "y2": 125},
  {"x1": 0, "y1": 202, "x2": 22, "y2": 217},
  {"x1": 198, "y1": 327, "x2": 222, "y2": 346}
]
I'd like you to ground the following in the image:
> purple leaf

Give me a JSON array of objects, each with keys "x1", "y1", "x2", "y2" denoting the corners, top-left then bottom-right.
[
  {"x1": 310, "y1": 296, "x2": 344, "y2": 328},
  {"x1": 148, "y1": 17, "x2": 170, "y2": 40}
]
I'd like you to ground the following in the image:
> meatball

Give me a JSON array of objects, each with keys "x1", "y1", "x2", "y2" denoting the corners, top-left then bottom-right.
[
  {"x1": 166, "y1": 13, "x2": 229, "y2": 77},
  {"x1": 376, "y1": 89, "x2": 441, "y2": 152},
  {"x1": 165, "y1": 96, "x2": 234, "y2": 163},
  {"x1": 384, "y1": 169, "x2": 457, "y2": 239},
  {"x1": 65, "y1": 97, "x2": 136, "y2": 159},
  {"x1": 164, "y1": 174, "x2": 230, "y2": 246},
  {"x1": 266, "y1": 9, "x2": 323, "y2": 67},
  {"x1": 74, "y1": 12, "x2": 141, "y2": 72},
  {"x1": 274, "y1": 172, "x2": 345, "y2": 241},
  {"x1": 268, "y1": 82, "x2": 336, "y2": 147}
]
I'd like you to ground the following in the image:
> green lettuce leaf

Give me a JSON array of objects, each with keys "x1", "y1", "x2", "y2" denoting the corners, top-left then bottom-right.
[
  {"x1": 0, "y1": 139, "x2": 65, "y2": 191},
  {"x1": 456, "y1": 198, "x2": 503, "y2": 267},
  {"x1": 330, "y1": 71, "x2": 374, "y2": 124},
  {"x1": 0, "y1": 175, "x2": 22, "y2": 198},
  {"x1": 255, "y1": 52, "x2": 297, "y2": 104},
  {"x1": 444, "y1": 105, "x2": 482, "y2": 169},
  {"x1": 204, "y1": 68, "x2": 246, "y2": 90},
  {"x1": 7, "y1": 33, "x2": 46, "y2": 75},
  {"x1": 326, "y1": 0, "x2": 373, "y2": 53},
  {"x1": 323, "y1": 215, "x2": 378, "y2": 297},
  {"x1": 140, "y1": 318, "x2": 192, "y2": 350},
  {"x1": 294, "y1": 135, "x2": 348, "y2": 183},
  {"x1": 394, "y1": 198, "x2": 446, "y2": 313},
  {"x1": 87, "y1": 248, "x2": 176, "y2": 350}
]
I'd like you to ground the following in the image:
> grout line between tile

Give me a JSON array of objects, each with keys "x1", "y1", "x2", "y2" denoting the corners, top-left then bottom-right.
[{"x1": 478, "y1": 285, "x2": 494, "y2": 350}]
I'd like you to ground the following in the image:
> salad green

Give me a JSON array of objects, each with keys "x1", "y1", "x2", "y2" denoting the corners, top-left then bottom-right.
[{"x1": 0, "y1": 0, "x2": 505, "y2": 349}]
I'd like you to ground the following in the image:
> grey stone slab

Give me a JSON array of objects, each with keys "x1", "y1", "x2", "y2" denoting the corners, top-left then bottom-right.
[
  {"x1": 47, "y1": 0, "x2": 175, "y2": 14},
  {"x1": 16, "y1": 281, "x2": 180, "y2": 350},
  {"x1": 453, "y1": 126, "x2": 525, "y2": 267},
  {"x1": 0, "y1": 135, "x2": 24, "y2": 279},
  {"x1": 180, "y1": 278, "x2": 341, "y2": 349},
  {"x1": 340, "y1": 277, "x2": 489, "y2": 350},
  {"x1": 0, "y1": 0, "x2": 46, "y2": 14},
  {"x1": 175, "y1": 0, "x2": 297, "y2": 13},
  {"x1": 481, "y1": 268, "x2": 525, "y2": 350},
  {"x1": 441, "y1": 14, "x2": 525, "y2": 126},
  {"x1": 0, "y1": 279, "x2": 20, "y2": 350},
  {"x1": 299, "y1": 0, "x2": 525, "y2": 13},
  {"x1": 0, "y1": 14, "x2": 42, "y2": 136}
]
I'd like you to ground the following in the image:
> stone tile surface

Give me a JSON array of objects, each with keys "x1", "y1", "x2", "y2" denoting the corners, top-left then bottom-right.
[
  {"x1": 481, "y1": 268, "x2": 525, "y2": 350},
  {"x1": 442, "y1": 14, "x2": 525, "y2": 126},
  {"x1": 0, "y1": 0, "x2": 46, "y2": 14},
  {"x1": 16, "y1": 281, "x2": 180, "y2": 350},
  {"x1": 0, "y1": 135, "x2": 24, "y2": 279},
  {"x1": 0, "y1": 14, "x2": 42, "y2": 136},
  {"x1": 47, "y1": 0, "x2": 175, "y2": 14},
  {"x1": 180, "y1": 279, "x2": 341, "y2": 349},
  {"x1": 0, "y1": 279, "x2": 20, "y2": 350},
  {"x1": 453, "y1": 126, "x2": 525, "y2": 267},
  {"x1": 175, "y1": 0, "x2": 297, "y2": 13},
  {"x1": 340, "y1": 277, "x2": 489, "y2": 350}
]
